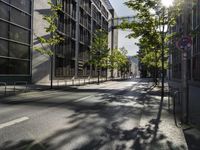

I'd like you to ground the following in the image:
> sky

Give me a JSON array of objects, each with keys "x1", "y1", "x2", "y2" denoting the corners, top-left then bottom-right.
[{"x1": 109, "y1": 0, "x2": 139, "y2": 56}]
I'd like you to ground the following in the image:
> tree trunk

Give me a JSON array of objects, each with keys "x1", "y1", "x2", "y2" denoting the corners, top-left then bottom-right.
[
  {"x1": 97, "y1": 69, "x2": 100, "y2": 85},
  {"x1": 50, "y1": 55, "x2": 53, "y2": 89}
]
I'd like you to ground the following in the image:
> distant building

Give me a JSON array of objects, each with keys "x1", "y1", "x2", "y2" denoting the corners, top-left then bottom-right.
[{"x1": 128, "y1": 56, "x2": 139, "y2": 77}]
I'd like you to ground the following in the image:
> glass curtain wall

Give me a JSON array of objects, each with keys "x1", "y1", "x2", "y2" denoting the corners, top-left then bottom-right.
[
  {"x1": 78, "y1": 0, "x2": 91, "y2": 77},
  {"x1": 55, "y1": 0, "x2": 109, "y2": 78},
  {"x1": 55, "y1": 0, "x2": 77, "y2": 77},
  {"x1": 0, "y1": 0, "x2": 32, "y2": 80}
]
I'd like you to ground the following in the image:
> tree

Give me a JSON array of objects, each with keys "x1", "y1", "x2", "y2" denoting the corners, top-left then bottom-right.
[
  {"x1": 108, "y1": 48, "x2": 129, "y2": 78},
  {"x1": 34, "y1": 0, "x2": 64, "y2": 89},
  {"x1": 89, "y1": 29, "x2": 110, "y2": 84},
  {"x1": 119, "y1": 0, "x2": 183, "y2": 104}
]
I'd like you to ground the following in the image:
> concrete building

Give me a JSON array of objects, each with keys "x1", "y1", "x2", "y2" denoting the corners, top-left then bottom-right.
[
  {"x1": 33, "y1": 0, "x2": 117, "y2": 84},
  {"x1": 0, "y1": 0, "x2": 118, "y2": 84},
  {"x1": 128, "y1": 56, "x2": 139, "y2": 78},
  {"x1": 168, "y1": 0, "x2": 200, "y2": 125},
  {"x1": 103, "y1": 0, "x2": 119, "y2": 78}
]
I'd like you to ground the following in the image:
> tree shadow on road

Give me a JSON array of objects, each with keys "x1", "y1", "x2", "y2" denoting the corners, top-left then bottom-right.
[{"x1": 0, "y1": 82, "x2": 187, "y2": 150}]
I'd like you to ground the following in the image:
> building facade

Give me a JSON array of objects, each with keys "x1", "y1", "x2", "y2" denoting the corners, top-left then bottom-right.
[
  {"x1": 128, "y1": 56, "x2": 139, "y2": 78},
  {"x1": 0, "y1": 0, "x2": 117, "y2": 84},
  {"x1": 33, "y1": 0, "x2": 116, "y2": 84},
  {"x1": 168, "y1": 0, "x2": 200, "y2": 125},
  {"x1": 0, "y1": 0, "x2": 32, "y2": 83}
]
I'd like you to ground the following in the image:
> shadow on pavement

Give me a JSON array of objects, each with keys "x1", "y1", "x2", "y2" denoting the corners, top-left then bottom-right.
[
  {"x1": 0, "y1": 81, "x2": 187, "y2": 150},
  {"x1": 184, "y1": 127, "x2": 200, "y2": 150}
]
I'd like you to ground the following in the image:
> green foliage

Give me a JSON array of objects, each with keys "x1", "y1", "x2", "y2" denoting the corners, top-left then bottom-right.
[
  {"x1": 34, "y1": 0, "x2": 64, "y2": 56},
  {"x1": 108, "y1": 48, "x2": 129, "y2": 70},
  {"x1": 119, "y1": 0, "x2": 183, "y2": 73},
  {"x1": 89, "y1": 29, "x2": 110, "y2": 68}
]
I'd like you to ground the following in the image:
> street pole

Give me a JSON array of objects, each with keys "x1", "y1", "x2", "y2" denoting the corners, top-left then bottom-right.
[
  {"x1": 181, "y1": 47, "x2": 188, "y2": 122},
  {"x1": 181, "y1": 0, "x2": 190, "y2": 123}
]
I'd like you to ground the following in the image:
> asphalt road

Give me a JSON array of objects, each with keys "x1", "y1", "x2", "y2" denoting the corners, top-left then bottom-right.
[{"x1": 0, "y1": 79, "x2": 150, "y2": 150}]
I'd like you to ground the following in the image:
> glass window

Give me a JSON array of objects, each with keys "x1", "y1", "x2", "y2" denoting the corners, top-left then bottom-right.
[
  {"x1": 0, "y1": 40, "x2": 8, "y2": 57},
  {"x1": 0, "y1": 2, "x2": 9, "y2": 20},
  {"x1": 10, "y1": 0, "x2": 31, "y2": 13},
  {"x1": 10, "y1": 7, "x2": 31, "y2": 28},
  {"x1": 0, "y1": 0, "x2": 31, "y2": 76},
  {"x1": 9, "y1": 42, "x2": 30, "y2": 59},
  {"x1": 9, "y1": 59, "x2": 29, "y2": 74},
  {"x1": 9, "y1": 25, "x2": 30, "y2": 44},
  {"x1": 0, "y1": 58, "x2": 8, "y2": 74},
  {"x1": 0, "y1": 21, "x2": 8, "y2": 38}
]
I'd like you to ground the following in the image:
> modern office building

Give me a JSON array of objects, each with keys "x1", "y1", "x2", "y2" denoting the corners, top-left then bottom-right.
[
  {"x1": 33, "y1": 0, "x2": 116, "y2": 84},
  {"x1": 0, "y1": 0, "x2": 32, "y2": 83},
  {"x1": 168, "y1": 0, "x2": 200, "y2": 124},
  {"x1": 0, "y1": 0, "x2": 117, "y2": 84}
]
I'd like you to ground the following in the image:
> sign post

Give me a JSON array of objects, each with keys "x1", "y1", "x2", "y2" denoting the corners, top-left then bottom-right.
[{"x1": 176, "y1": 36, "x2": 192, "y2": 123}]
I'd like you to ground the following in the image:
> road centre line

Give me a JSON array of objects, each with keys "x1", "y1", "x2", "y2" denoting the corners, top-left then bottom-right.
[
  {"x1": 0, "y1": 117, "x2": 29, "y2": 129},
  {"x1": 75, "y1": 95, "x2": 93, "y2": 102}
]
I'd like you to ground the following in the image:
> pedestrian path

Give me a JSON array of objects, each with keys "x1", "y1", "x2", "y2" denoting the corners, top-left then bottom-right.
[
  {"x1": 0, "y1": 77, "x2": 134, "y2": 97},
  {"x1": 136, "y1": 86, "x2": 188, "y2": 150}
]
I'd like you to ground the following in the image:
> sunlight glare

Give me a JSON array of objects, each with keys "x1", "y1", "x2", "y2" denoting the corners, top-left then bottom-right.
[{"x1": 161, "y1": 0, "x2": 174, "y2": 8}]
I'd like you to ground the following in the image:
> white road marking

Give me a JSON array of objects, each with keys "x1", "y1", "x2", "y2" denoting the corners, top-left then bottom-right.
[
  {"x1": 75, "y1": 96, "x2": 93, "y2": 102},
  {"x1": 0, "y1": 117, "x2": 29, "y2": 129}
]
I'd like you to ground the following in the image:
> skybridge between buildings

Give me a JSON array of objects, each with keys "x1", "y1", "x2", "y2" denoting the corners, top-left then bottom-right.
[{"x1": 109, "y1": 16, "x2": 137, "y2": 29}]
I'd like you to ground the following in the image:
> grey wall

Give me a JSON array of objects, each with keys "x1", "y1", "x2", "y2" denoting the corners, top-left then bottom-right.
[
  {"x1": 32, "y1": 0, "x2": 51, "y2": 84},
  {"x1": 188, "y1": 85, "x2": 200, "y2": 125},
  {"x1": 169, "y1": 80, "x2": 200, "y2": 125}
]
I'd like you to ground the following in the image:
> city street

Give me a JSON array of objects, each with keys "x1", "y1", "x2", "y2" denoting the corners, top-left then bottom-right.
[
  {"x1": 1, "y1": 0, "x2": 200, "y2": 149},
  {"x1": 0, "y1": 79, "x2": 187, "y2": 150}
]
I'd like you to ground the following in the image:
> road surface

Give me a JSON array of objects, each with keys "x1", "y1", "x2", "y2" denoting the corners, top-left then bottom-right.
[{"x1": 0, "y1": 79, "x2": 151, "y2": 150}]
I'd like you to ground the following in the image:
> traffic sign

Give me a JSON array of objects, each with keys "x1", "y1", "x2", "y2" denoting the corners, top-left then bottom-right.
[{"x1": 176, "y1": 36, "x2": 192, "y2": 50}]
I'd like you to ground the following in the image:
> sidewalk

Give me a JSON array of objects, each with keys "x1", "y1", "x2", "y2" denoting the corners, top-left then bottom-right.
[
  {"x1": 0, "y1": 78, "x2": 138, "y2": 99},
  {"x1": 0, "y1": 77, "x2": 130, "y2": 97},
  {"x1": 135, "y1": 86, "x2": 188, "y2": 150}
]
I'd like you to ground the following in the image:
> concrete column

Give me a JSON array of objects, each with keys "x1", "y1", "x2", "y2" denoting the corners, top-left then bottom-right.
[
  {"x1": 75, "y1": 0, "x2": 80, "y2": 78},
  {"x1": 110, "y1": 9, "x2": 114, "y2": 78},
  {"x1": 90, "y1": 4, "x2": 94, "y2": 77}
]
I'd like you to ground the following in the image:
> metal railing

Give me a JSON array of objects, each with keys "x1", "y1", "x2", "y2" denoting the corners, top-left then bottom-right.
[
  {"x1": 14, "y1": 81, "x2": 28, "y2": 93},
  {"x1": 0, "y1": 82, "x2": 7, "y2": 96},
  {"x1": 168, "y1": 87, "x2": 182, "y2": 128},
  {"x1": 54, "y1": 76, "x2": 129, "y2": 87}
]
